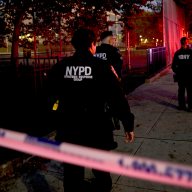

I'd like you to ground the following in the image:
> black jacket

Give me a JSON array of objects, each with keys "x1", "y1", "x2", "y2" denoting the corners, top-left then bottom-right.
[
  {"x1": 95, "y1": 43, "x2": 123, "y2": 78},
  {"x1": 172, "y1": 47, "x2": 192, "y2": 82},
  {"x1": 47, "y1": 50, "x2": 134, "y2": 150}
]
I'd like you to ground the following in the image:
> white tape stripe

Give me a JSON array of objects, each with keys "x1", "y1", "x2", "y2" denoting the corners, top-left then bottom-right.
[
  {"x1": 0, "y1": 128, "x2": 192, "y2": 189},
  {"x1": 1, "y1": 129, "x2": 27, "y2": 141}
]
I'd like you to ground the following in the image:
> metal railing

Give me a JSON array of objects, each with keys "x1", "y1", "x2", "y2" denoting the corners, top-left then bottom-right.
[
  {"x1": 0, "y1": 47, "x2": 166, "y2": 92},
  {"x1": 122, "y1": 47, "x2": 166, "y2": 77},
  {"x1": 146, "y1": 47, "x2": 166, "y2": 77}
]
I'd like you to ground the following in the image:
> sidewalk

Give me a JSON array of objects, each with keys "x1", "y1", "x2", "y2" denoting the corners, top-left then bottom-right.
[{"x1": 1, "y1": 68, "x2": 192, "y2": 192}]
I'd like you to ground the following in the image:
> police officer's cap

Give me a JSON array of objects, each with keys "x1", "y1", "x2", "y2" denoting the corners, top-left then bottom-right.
[{"x1": 100, "y1": 31, "x2": 113, "y2": 41}]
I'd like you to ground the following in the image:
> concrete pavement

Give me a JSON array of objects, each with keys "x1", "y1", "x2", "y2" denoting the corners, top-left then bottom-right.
[{"x1": 1, "y1": 68, "x2": 192, "y2": 192}]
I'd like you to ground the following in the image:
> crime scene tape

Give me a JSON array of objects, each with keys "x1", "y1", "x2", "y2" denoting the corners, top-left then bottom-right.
[{"x1": 1, "y1": 128, "x2": 192, "y2": 189}]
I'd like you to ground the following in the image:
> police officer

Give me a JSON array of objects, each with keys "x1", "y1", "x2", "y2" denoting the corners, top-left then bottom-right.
[
  {"x1": 95, "y1": 31, "x2": 123, "y2": 130},
  {"x1": 95, "y1": 30, "x2": 123, "y2": 80},
  {"x1": 172, "y1": 37, "x2": 192, "y2": 112},
  {"x1": 47, "y1": 28, "x2": 135, "y2": 192}
]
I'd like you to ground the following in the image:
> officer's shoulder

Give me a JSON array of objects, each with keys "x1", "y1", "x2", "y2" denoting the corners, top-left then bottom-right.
[
  {"x1": 60, "y1": 56, "x2": 73, "y2": 62},
  {"x1": 52, "y1": 56, "x2": 73, "y2": 70},
  {"x1": 175, "y1": 49, "x2": 181, "y2": 54},
  {"x1": 96, "y1": 45, "x2": 102, "y2": 49},
  {"x1": 113, "y1": 45, "x2": 120, "y2": 51},
  {"x1": 109, "y1": 45, "x2": 119, "y2": 52},
  {"x1": 58, "y1": 56, "x2": 75, "y2": 65}
]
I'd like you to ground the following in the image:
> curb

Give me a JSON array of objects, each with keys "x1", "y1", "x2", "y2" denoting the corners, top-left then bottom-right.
[{"x1": 145, "y1": 66, "x2": 171, "y2": 83}]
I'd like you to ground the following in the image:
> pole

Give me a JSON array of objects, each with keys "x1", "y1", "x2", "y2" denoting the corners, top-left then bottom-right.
[
  {"x1": 127, "y1": 31, "x2": 131, "y2": 70},
  {"x1": 34, "y1": 31, "x2": 37, "y2": 58},
  {"x1": 33, "y1": 11, "x2": 37, "y2": 58},
  {"x1": 162, "y1": 0, "x2": 165, "y2": 47}
]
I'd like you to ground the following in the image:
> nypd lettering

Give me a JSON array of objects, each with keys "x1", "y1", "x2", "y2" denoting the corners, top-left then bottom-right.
[
  {"x1": 64, "y1": 66, "x2": 93, "y2": 81},
  {"x1": 94, "y1": 53, "x2": 107, "y2": 60},
  {"x1": 178, "y1": 54, "x2": 190, "y2": 59}
]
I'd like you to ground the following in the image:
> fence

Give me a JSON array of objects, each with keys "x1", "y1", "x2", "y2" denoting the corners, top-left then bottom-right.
[
  {"x1": 0, "y1": 47, "x2": 166, "y2": 92},
  {"x1": 16, "y1": 57, "x2": 59, "y2": 90},
  {"x1": 146, "y1": 47, "x2": 166, "y2": 77},
  {"x1": 122, "y1": 47, "x2": 166, "y2": 78}
]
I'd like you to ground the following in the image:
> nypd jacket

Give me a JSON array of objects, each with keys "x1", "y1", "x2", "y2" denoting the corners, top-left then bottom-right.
[
  {"x1": 47, "y1": 50, "x2": 134, "y2": 150},
  {"x1": 95, "y1": 43, "x2": 123, "y2": 78},
  {"x1": 172, "y1": 47, "x2": 192, "y2": 82}
]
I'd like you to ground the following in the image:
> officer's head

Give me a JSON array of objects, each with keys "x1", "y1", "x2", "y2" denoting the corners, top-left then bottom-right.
[
  {"x1": 71, "y1": 28, "x2": 97, "y2": 53},
  {"x1": 100, "y1": 30, "x2": 116, "y2": 46},
  {"x1": 180, "y1": 37, "x2": 188, "y2": 47}
]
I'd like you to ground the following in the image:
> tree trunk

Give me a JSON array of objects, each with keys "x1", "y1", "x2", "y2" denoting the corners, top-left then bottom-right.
[{"x1": 11, "y1": 13, "x2": 23, "y2": 68}]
